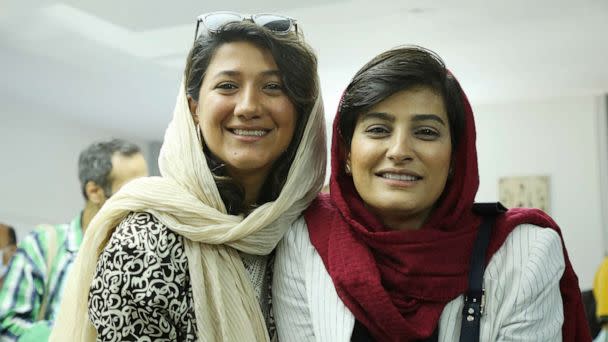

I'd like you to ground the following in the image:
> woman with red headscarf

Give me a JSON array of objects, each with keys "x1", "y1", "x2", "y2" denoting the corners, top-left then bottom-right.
[{"x1": 272, "y1": 46, "x2": 591, "y2": 341}]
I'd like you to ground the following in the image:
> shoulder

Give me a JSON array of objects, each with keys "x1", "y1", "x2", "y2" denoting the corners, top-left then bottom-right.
[
  {"x1": 277, "y1": 216, "x2": 329, "y2": 283},
  {"x1": 108, "y1": 212, "x2": 184, "y2": 254},
  {"x1": 93, "y1": 212, "x2": 189, "y2": 288},
  {"x1": 489, "y1": 223, "x2": 564, "y2": 271},
  {"x1": 274, "y1": 215, "x2": 355, "y2": 342},
  {"x1": 276, "y1": 215, "x2": 320, "y2": 274},
  {"x1": 32, "y1": 223, "x2": 68, "y2": 235},
  {"x1": 99, "y1": 212, "x2": 188, "y2": 274},
  {"x1": 15, "y1": 223, "x2": 68, "y2": 260},
  {"x1": 23, "y1": 223, "x2": 67, "y2": 246},
  {"x1": 439, "y1": 224, "x2": 565, "y2": 340},
  {"x1": 281, "y1": 216, "x2": 313, "y2": 255},
  {"x1": 485, "y1": 224, "x2": 565, "y2": 300}
]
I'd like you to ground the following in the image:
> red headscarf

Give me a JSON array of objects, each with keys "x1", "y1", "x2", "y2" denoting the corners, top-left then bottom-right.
[{"x1": 305, "y1": 78, "x2": 591, "y2": 341}]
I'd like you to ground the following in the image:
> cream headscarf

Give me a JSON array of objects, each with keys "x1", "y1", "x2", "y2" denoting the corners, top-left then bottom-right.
[{"x1": 49, "y1": 76, "x2": 326, "y2": 341}]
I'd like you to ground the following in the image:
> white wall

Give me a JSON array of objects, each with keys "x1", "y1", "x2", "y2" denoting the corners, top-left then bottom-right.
[
  {"x1": 597, "y1": 95, "x2": 608, "y2": 256},
  {"x1": 0, "y1": 99, "x2": 150, "y2": 241},
  {"x1": 474, "y1": 94, "x2": 606, "y2": 289}
]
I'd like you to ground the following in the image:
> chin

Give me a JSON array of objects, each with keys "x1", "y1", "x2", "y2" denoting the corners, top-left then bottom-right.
[
  {"x1": 227, "y1": 159, "x2": 271, "y2": 173},
  {"x1": 373, "y1": 193, "x2": 416, "y2": 207},
  {"x1": 366, "y1": 195, "x2": 425, "y2": 214}
]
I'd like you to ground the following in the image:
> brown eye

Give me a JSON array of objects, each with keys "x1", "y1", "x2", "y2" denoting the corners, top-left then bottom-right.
[
  {"x1": 365, "y1": 125, "x2": 390, "y2": 136},
  {"x1": 415, "y1": 127, "x2": 440, "y2": 140},
  {"x1": 215, "y1": 82, "x2": 238, "y2": 90},
  {"x1": 265, "y1": 83, "x2": 282, "y2": 89}
]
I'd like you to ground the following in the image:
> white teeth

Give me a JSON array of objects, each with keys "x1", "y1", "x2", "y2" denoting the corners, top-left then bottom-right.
[
  {"x1": 232, "y1": 129, "x2": 267, "y2": 137},
  {"x1": 381, "y1": 173, "x2": 419, "y2": 181}
]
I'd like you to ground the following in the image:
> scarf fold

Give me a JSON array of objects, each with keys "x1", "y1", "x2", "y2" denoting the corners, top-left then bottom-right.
[
  {"x1": 50, "y1": 79, "x2": 326, "y2": 342},
  {"x1": 306, "y1": 77, "x2": 590, "y2": 341}
]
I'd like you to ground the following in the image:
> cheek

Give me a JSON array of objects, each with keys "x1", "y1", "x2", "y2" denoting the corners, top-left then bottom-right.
[
  {"x1": 349, "y1": 135, "x2": 378, "y2": 175},
  {"x1": 274, "y1": 102, "x2": 298, "y2": 143},
  {"x1": 199, "y1": 101, "x2": 232, "y2": 137},
  {"x1": 427, "y1": 144, "x2": 452, "y2": 182},
  {"x1": 282, "y1": 114, "x2": 297, "y2": 139},
  {"x1": 277, "y1": 99, "x2": 297, "y2": 122}
]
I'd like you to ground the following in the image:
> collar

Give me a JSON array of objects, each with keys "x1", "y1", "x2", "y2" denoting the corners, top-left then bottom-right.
[{"x1": 65, "y1": 213, "x2": 84, "y2": 253}]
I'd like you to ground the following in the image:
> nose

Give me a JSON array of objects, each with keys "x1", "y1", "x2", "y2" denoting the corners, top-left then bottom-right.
[
  {"x1": 233, "y1": 86, "x2": 261, "y2": 120},
  {"x1": 387, "y1": 132, "x2": 414, "y2": 163}
]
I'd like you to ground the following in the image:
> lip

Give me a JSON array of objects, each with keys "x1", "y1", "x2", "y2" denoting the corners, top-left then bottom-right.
[
  {"x1": 375, "y1": 168, "x2": 423, "y2": 188},
  {"x1": 227, "y1": 125, "x2": 272, "y2": 131},
  {"x1": 226, "y1": 126, "x2": 272, "y2": 142},
  {"x1": 375, "y1": 168, "x2": 423, "y2": 179}
]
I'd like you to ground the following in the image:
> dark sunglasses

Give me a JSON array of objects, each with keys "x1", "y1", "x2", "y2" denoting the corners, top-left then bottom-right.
[{"x1": 194, "y1": 11, "x2": 298, "y2": 40}]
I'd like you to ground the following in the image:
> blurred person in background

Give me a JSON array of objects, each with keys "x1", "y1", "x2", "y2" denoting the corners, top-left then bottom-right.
[
  {"x1": 0, "y1": 224, "x2": 17, "y2": 288},
  {"x1": 0, "y1": 139, "x2": 148, "y2": 342}
]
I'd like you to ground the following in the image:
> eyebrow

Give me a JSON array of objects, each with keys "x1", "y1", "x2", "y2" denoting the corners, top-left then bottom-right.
[
  {"x1": 211, "y1": 69, "x2": 282, "y2": 79},
  {"x1": 360, "y1": 112, "x2": 446, "y2": 126},
  {"x1": 359, "y1": 112, "x2": 395, "y2": 122},
  {"x1": 411, "y1": 114, "x2": 446, "y2": 126},
  {"x1": 261, "y1": 70, "x2": 282, "y2": 77}
]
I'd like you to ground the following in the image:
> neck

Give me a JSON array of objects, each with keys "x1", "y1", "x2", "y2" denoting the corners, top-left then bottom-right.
[
  {"x1": 81, "y1": 201, "x2": 101, "y2": 234},
  {"x1": 227, "y1": 167, "x2": 270, "y2": 208}
]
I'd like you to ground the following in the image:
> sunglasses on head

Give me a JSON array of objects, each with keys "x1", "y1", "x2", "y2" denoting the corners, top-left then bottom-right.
[{"x1": 194, "y1": 11, "x2": 298, "y2": 40}]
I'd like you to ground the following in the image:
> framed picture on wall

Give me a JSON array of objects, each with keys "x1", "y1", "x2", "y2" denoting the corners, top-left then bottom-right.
[{"x1": 498, "y1": 175, "x2": 550, "y2": 213}]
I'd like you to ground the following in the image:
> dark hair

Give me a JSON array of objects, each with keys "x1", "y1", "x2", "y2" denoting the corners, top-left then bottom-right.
[
  {"x1": 78, "y1": 139, "x2": 142, "y2": 199},
  {"x1": 7, "y1": 226, "x2": 16, "y2": 245},
  {"x1": 338, "y1": 46, "x2": 465, "y2": 150},
  {"x1": 184, "y1": 21, "x2": 318, "y2": 215}
]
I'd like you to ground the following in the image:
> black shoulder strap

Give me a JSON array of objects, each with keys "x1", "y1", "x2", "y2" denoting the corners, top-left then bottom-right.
[{"x1": 459, "y1": 202, "x2": 506, "y2": 342}]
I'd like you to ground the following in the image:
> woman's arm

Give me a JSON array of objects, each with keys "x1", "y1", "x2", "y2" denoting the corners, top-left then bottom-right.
[
  {"x1": 88, "y1": 212, "x2": 195, "y2": 342},
  {"x1": 496, "y1": 225, "x2": 565, "y2": 341}
]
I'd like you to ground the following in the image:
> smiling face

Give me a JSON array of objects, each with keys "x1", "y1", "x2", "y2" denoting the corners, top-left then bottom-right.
[
  {"x1": 347, "y1": 87, "x2": 452, "y2": 230},
  {"x1": 190, "y1": 41, "x2": 297, "y2": 188}
]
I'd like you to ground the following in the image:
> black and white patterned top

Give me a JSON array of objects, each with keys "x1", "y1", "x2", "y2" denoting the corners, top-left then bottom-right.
[{"x1": 88, "y1": 212, "x2": 274, "y2": 341}]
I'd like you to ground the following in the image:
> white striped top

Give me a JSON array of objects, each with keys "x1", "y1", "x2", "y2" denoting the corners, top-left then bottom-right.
[{"x1": 273, "y1": 217, "x2": 565, "y2": 342}]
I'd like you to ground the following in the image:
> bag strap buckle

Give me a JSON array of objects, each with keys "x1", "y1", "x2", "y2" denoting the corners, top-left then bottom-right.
[{"x1": 463, "y1": 289, "x2": 485, "y2": 322}]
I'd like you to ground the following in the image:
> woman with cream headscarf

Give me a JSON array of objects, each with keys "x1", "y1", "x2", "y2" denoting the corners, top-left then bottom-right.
[{"x1": 50, "y1": 12, "x2": 325, "y2": 342}]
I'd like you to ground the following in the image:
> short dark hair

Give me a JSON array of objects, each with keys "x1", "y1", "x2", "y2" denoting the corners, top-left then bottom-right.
[
  {"x1": 184, "y1": 21, "x2": 318, "y2": 215},
  {"x1": 78, "y1": 139, "x2": 142, "y2": 199},
  {"x1": 338, "y1": 46, "x2": 465, "y2": 150}
]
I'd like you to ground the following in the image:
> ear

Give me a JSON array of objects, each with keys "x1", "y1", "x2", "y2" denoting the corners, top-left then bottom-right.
[
  {"x1": 187, "y1": 95, "x2": 199, "y2": 125},
  {"x1": 85, "y1": 180, "x2": 107, "y2": 206},
  {"x1": 345, "y1": 151, "x2": 352, "y2": 175}
]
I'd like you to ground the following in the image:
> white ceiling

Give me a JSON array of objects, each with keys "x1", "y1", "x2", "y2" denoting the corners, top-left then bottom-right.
[{"x1": 1, "y1": 0, "x2": 607, "y2": 141}]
